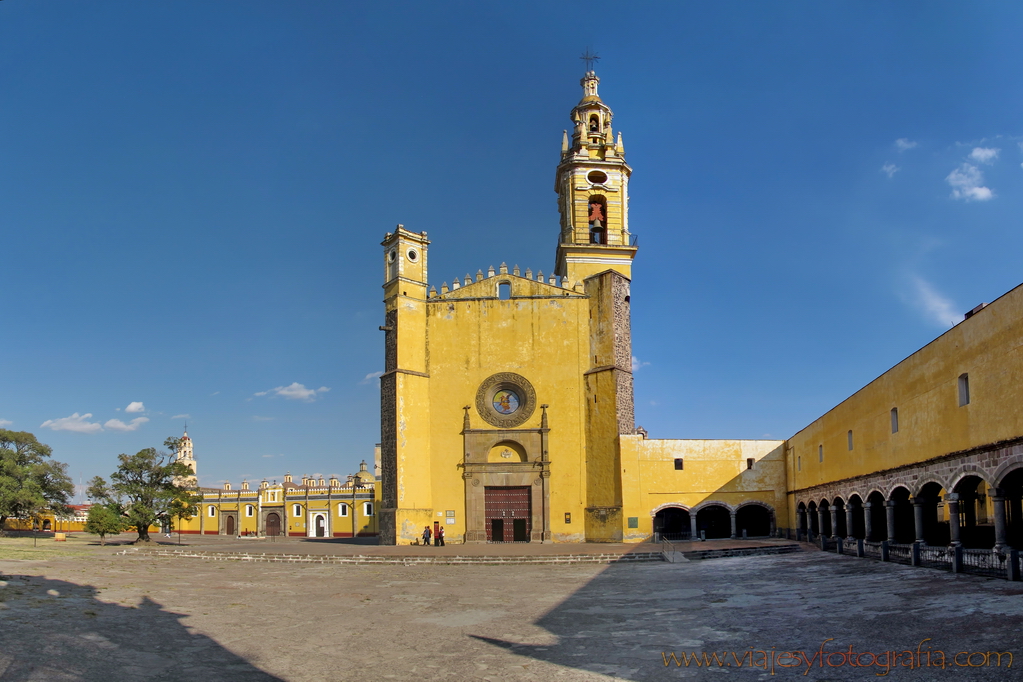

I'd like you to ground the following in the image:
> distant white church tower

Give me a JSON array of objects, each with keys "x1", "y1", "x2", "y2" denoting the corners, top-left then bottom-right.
[{"x1": 175, "y1": 427, "x2": 197, "y2": 486}]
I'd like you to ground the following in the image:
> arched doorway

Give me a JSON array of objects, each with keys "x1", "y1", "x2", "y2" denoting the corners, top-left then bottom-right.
[
  {"x1": 696, "y1": 505, "x2": 731, "y2": 539},
  {"x1": 653, "y1": 507, "x2": 691, "y2": 540},
  {"x1": 867, "y1": 491, "x2": 887, "y2": 541},
  {"x1": 315, "y1": 515, "x2": 326, "y2": 538},
  {"x1": 225, "y1": 515, "x2": 235, "y2": 536},
  {"x1": 266, "y1": 512, "x2": 281, "y2": 537},
  {"x1": 1000, "y1": 468, "x2": 1023, "y2": 550},
  {"x1": 953, "y1": 475, "x2": 992, "y2": 548},
  {"x1": 42, "y1": 519, "x2": 51, "y2": 531},
  {"x1": 890, "y1": 487, "x2": 914, "y2": 544},
  {"x1": 735, "y1": 505, "x2": 771, "y2": 537},
  {"x1": 847, "y1": 495, "x2": 865, "y2": 540},
  {"x1": 832, "y1": 498, "x2": 847, "y2": 538}
]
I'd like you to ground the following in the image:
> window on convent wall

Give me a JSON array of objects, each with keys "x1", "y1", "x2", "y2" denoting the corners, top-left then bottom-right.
[
  {"x1": 797, "y1": 456, "x2": 801, "y2": 472},
  {"x1": 890, "y1": 408, "x2": 899, "y2": 434},
  {"x1": 498, "y1": 281, "x2": 511, "y2": 300},
  {"x1": 338, "y1": 504, "x2": 348, "y2": 517},
  {"x1": 746, "y1": 458, "x2": 754, "y2": 470},
  {"x1": 818, "y1": 444, "x2": 823, "y2": 463},
  {"x1": 246, "y1": 505, "x2": 254, "y2": 517},
  {"x1": 674, "y1": 458, "x2": 684, "y2": 470},
  {"x1": 847, "y1": 430, "x2": 853, "y2": 451},
  {"x1": 363, "y1": 502, "x2": 374, "y2": 517},
  {"x1": 958, "y1": 373, "x2": 970, "y2": 407},
  {"x1": 208, "y1": 505, "x2": 216, "y2": 517},
  {"x1": 293, "y1": 504, "x2": 302, "y2": 517}
]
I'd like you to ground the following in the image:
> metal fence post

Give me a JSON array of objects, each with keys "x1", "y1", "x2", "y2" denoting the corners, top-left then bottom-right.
[
  {"x1": 857, "y1": 539, "x2": 865, "y2": 558},
  {"x1": 952, "y1": 545, "x2": 963, "y2": 573},
  {"x1": 911, "y1": 542, "x2": 920, "y2": 567},
  {"x1": 881, "y1": 540, "x2": 889, "y2": 562},
  {"x1": 836, "y1": 538, "x2": 843, "y2": 555},
  {"x1": 1008, "y1": 549, "x2": 1020, "y2": 582}
]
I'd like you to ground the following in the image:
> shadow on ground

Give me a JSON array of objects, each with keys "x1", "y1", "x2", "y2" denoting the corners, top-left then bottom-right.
[
  {"x1": 0, "y1": 572, "x2": 282, "y2": 681},
  {"x1": 471, "y1": 551, "x2": 1023, "y2": 680}
]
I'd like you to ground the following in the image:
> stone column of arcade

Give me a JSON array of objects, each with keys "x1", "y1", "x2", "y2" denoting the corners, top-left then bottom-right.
[
  {"x1": 690, "y1": 515, "x2": 698, "y2": 541},
  {"x1": 829, "y1": 505, "x2": 839, "y2": 539},
  {"x1": 863, "y1": 501, "x2": 873, "y2": 541},
  {"x1": 846, "y1": 503, "x2": 856, "y2": 542},
  {"x1": 991, "y1": 488, "x2": 1008, "y2": 553},
  {"x1": 886, "y1": 500, "x2": 897, "y2": 543},
  {"x1": 912, "y1": 496, "x2": 927, "y2": 544},
  {"x1": 946, "y1": 493, "x2": 962, "y2": 546},
  {"x1": 729, "y1": 511, "x2": 737, "y2": 539},
  {"x1": 817, "y1": 507, "x2": 827, "y2": 539}
]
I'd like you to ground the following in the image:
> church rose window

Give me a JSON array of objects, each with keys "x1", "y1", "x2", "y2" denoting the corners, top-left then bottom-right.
[{"x1": 476, "y1": 373, "x2": 537, "y2": 428}]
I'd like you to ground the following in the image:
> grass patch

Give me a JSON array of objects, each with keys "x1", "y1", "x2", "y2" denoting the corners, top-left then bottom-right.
[{"x1": 0, "y1": 537, "x2": 91, "y2": 560}]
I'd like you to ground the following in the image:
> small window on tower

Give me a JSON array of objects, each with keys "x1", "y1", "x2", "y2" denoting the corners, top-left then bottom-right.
[{"x1": 589, "y1": 114, "x2": 600, "y2": 132}]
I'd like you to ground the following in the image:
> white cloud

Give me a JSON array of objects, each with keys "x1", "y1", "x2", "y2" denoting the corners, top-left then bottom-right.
[
  {"x1": 908, "y1": 276, "x2": 962, "y2": 327},
  {"x1": 40, "y1": 413, "x2": 103, "y2": 434},
  {"x1": 631, "y1": 355, "x2": 650, "y2": 372},
  {"x1": 895, "y1": 138, "x2": 918, "y2": 152},
  {"x1": 171, "y1": 414, "x2": 190, "y2": 420},
  {"x1": 0, "y1": 419, "x2": 12, "y2": 427},
  {"x1": 254, "y1": 383, "x2": 330, "y2": 402},
  {"x1": 252, "y1": 416, "x2": 275, "y2": 422},
  {"x1": 104, "y1": 417, "x2": 150, "y2": 432},
  {"x1": 946, "y1": 163, "x2": 994, "y2": 201},
  {"x1": 360, "y1": 371, "x2": 384, "y2": 385},
  {"x1": 969, "y1": 147, "x2": 1000, "y2": 164},
  {"x1": 210, "y1": 391, "x2": 220, "y2": 396},
  {"x1": 125, "y1": 401, "x2": 145, "y2": 413},
  {"x1": 881, "y1": 163, "x2": 900, "y2": 178}
]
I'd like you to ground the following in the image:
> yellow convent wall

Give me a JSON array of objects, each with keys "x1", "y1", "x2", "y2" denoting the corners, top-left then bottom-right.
[
  {"x1": 620, "y1": 436, "x2": 788, "y2": 541},
  {"x1": 787, "y1": 281, "x2": 1023, "y2": 519}
]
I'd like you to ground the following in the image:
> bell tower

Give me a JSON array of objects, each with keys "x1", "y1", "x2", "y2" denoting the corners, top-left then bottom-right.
[{"x1": 554, "y1": 69, "x2": 637, "y2": 283}]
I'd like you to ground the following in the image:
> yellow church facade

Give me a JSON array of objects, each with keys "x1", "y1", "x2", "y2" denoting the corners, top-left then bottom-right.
[{"x1": 378, "y1": 70, "x2": 788, "y2": 545}]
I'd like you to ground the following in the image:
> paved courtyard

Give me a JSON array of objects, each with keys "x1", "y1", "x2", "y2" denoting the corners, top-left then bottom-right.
[{"x1": 1, "y1": 537, "x2": 1023, "y2": 680}]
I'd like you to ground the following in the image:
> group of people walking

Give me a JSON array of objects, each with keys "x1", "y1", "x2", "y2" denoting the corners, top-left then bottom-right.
[{"x1": 422, "y1": 525, "x2": 445, "y2": 546}]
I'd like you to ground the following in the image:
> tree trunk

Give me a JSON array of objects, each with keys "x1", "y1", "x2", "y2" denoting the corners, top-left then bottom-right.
[
  {"x1": 99, "y1": 534, "x2": 105, "y2": 546},
  {"x1": 135, "y1": 525, "x2": 151, "y2": 543}
]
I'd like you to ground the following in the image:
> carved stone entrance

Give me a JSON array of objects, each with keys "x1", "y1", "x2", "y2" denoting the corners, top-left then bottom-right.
[
  {"x1": 462, "y1": 405, "x2": 551, "y2": 543},
  {"x1": 225, "y1": 515, "x2": 235, "y2": 536}
]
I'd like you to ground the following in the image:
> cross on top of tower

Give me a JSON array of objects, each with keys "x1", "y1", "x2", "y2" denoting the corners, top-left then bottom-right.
[{"x1": 580, "y1": 48, "x2": 600, "y2": 73}]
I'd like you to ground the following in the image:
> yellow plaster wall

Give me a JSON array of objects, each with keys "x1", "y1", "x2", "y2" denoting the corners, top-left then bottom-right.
[
  {"x1": 787, "y1": 282, "x2": 1023, "y2": 495},
  {"x1": 620, "y1": 436, "x2": 788, "y2": 542}
]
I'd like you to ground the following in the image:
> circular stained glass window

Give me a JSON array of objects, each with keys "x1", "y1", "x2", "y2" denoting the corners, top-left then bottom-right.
[{"x1": 492, "y1": 389, "x2": 520, "y2": 415}]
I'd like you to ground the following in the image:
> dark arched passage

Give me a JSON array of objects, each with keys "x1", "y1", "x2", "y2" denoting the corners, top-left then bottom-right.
[
  {"x1": 653, "y1": 507, "x2": 691, "y2": 540},
  {"x1": 735, "y1": 505, "x2": 771, "y2": 537},
  {"x1": 696, "y1": 505, "x2": 731, "y2": 539}
]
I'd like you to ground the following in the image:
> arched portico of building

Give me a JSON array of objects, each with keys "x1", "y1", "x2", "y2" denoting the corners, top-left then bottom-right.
[{"x1": 652, "y1": 504, "x2": 691, "y2": 540}]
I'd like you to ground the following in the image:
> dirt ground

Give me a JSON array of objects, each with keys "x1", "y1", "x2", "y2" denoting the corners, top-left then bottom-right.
[{"x1": 2, "y1": 536, "x2": 1023, "y2": 681}]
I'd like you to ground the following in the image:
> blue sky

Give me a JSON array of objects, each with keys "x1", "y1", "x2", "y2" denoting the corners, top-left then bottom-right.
[{"x1": 4, "y1": 2, "x2": 1023, "y2": 494}]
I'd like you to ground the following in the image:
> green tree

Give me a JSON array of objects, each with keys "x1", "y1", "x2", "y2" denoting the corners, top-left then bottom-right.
[
  {"x1": 88, "y1": 444, "x2": 201, "y2": 543},
  {"x1": 0, "y1": 430, "x2": 74, "y2": 530},
  {"x1": 83, "y1": 504, "x2": 123, "y2": 545}
]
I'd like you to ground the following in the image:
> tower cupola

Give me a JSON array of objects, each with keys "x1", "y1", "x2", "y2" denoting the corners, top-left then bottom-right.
[{"x1": 554, "y1": 68, "x2": 636, "y2": 283}]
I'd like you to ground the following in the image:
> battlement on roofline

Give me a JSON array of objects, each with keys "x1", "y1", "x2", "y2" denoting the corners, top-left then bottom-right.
[{"x1": 429, "y1": 262, "x2": 586, "y2": 299}]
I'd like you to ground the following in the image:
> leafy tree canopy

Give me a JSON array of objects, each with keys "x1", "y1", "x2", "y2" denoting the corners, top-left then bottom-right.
[
  {"x1": 88, "y1": 443, "x2": 201, "y2": 543},
  {"x1": 0, "y1": 429, "x2": 74, "y2": 529},
  {"x1": 84, "y1": 504, "x2": 124, "y2": 545}
]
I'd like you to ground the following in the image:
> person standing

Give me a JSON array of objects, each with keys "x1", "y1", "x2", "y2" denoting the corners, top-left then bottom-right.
[
  {"x1": 422, "y1": 525, "x2": 431, "y2": 547},
  {"x1": 437, "y1": 525, "x2": 445, "y2": 547}
]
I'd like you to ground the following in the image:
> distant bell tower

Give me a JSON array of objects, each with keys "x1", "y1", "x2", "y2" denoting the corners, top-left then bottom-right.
[
  {"x1": 175, "y1": 427, "x2": 197, "y2": 486},
  {"x1": 554, "y1": 67, "x2": 636, "y2": 283}
]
